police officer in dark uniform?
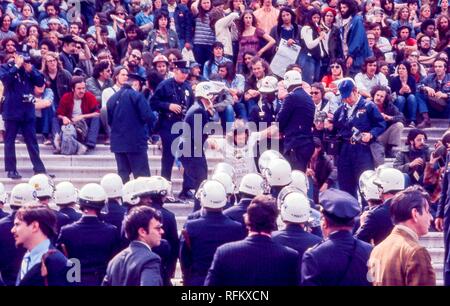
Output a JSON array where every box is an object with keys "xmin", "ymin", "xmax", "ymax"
[
  {"xmin": 150, "ymin": 60, "xmax": 194, "ymax": 199},
  {"xmin": 0, "ymin": 183, "xmax": 36, "ymax": 286},
  {"xmin": 100, "ymin": 173, "xmax": 127, "ymax": 232},
  {"xmin": 108, "ymin": 73, "xmax": 156, "ymax": 183},
  {"xmin": 180, "ymin": 180, "xmax": 245, "ymax": 286},
  {"xmin": 0, "ymin": 54, "xmax": 47, "ymax": 179},
  {"xmin": 301, "ymin": 188, "xmax": 373, "ymax": 286},
  {"xmin": 179, "ymin": 81, "xmax": 218, "ymax": 210},
  {"xmin": 326, "ymin": 78, "xmax": 386, "ymax": 197},
  {"xmin": 435, "ymin": 132, "xmax": 450, "ymax": 285},
  {"xmin": 277, "ymin": 70, "xmax": 315, "ymax": 172},
  {"xmin": 57, "ymin": 183, "xmax": 120, "ymax": 286}
]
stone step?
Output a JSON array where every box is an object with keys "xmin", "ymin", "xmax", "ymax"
[
  {"xmin": 427, "ymin": 248, "xmax": 445, "ymax": 264},
  {"xmin": 419, "ymin": 232, "xmax": 445, "ymax": 249}
]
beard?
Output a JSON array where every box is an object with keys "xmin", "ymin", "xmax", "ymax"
[
  {"xmin": 420, "ymin": 46, "xmax": 430, "ymax": 54},
  {"xmin": 340, "ymin": 11, "xmax": 352, "ymax": 19}
]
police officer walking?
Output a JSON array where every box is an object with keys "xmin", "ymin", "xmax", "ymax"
[
  {"xmin": 107, "ymin": 74, "xmax": 156, "ymax": 183},
  {"xmin": 180, "ymin": 180, "xmax": 245, "ymax": 286},
  {"xmin": 150, "ymin": 61, "xmax": 194, "ymax": 200},
  {"xmin": 276, "ymin": 70, "xmax": 315, "ymax": 172},
  {"xmin": 179, "ymin": 82, "xmax": 218, "ymax": 209},
  {"xmin": 301, "ymin": 189, "xmax": 372, "ymax": 286},
  {"xmin": 0, "ymin": 54, "xmax": 47, "ymax": 179},
  {"xmin": 326, "ymin": 78, "xmax": 386, "ymax": 197}
]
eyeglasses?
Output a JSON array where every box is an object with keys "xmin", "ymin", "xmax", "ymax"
[
  {"xmin": 330, "ymin": 65, "xmax": 341, "ymax": 69},
  {"xmin": 130, "ymin": 53, "xmax": 141, "ymax": 60},
  {"xmin": 311, "ymin": 91, "xmax": 320, "ymax": 95}
]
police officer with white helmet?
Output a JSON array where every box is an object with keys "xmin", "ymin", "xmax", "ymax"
[
  {"xmin": 29, "ymin": 173, "xmax": 71, "ymax": 232},
  {"xmin": 57, "ymin": 183, "xmax": 120, "ymax": 286},
  {"xmin": 224, "ymin": 172, "xmax": 265, "ymax": 228},
  {"xmin": 100, "ymin": 173, "xmax": 127, "ymax": 231},
  {"xmin": 272, "ymin": 187, "xmax": 321, "ymax": 259},
  {"xmin": 180, "ymin": 180, "xmax": 245, "ymax": 285},
  {"xmin": 0, "ymin": 183, "xmax": 37, "ymax": 285},
  {"xmin": 0, "ymin": 182, "xmax": 8, "ymax": 219},
  {"xmin": 54, "ymin": 181, "xmax": 81, "ymax": 224},
  {"xmin": 355, "ymin": 167, "xmax": 405, "ymax": 245},
  {"xmin": 263, "ymin": 158, "xmax": 293, "ymax": 198}
]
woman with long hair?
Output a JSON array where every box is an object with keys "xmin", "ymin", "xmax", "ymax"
[
  {"xmin": 269, "ymin": 7, "xmax": 300, "ymax": 49},
  {"xmin": 146, "ymin": 10, "xmax": 179, "ymax": 54},
  {"xmin": 299, "ymin": 8, "xmax": 328, "ymax": 84},
  {"xmin": 0, "ymin": 14, "xmax": 14, "ymax": 41},
  {"xmin": 389, "ymin": 61, "xmax": 417, "ymax": 126},
  {"xmin": 236, "ymin": 10, "xmax": 275, "ymax": 74},
  {"xmin": 391, "ymin": 6, "xmax": 415, "ymax": 39},
  {"xmin": 11, "ymin": 3, "xmax": 37, "ymax": 29},
  {"xmin": 192, "ymin": 0, "xmax": 216, "ymax": 68}
]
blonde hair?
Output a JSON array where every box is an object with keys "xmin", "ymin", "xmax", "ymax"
[{"xmin": 41, "ymin": 51, "xmax": 63, "ymax": 74}]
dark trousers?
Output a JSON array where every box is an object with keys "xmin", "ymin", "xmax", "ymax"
[
  {"xmin": 159, "ymin": 126, "xmax": 180, "ymax": 181},
  {"xmin": 181, "ymin": 156, "xmax": 207, "ymax": 211},
  {"xmin": 193, "ymin": 44, "xmax": 213, "ymax": 71},
  {"xmin": 337, "ymin": 143, "xmax": 374, "ymax": 198},
  {"xmin": 284, "ymin": 141, "xmax": 315, "ymax": 172},
  {"xmin": 114, "ymin": 151, "xmax": 150, "ymax": 183},
  {"xmin": 4, "ymin": 119, "xmax": 46, "ymax": 173}
]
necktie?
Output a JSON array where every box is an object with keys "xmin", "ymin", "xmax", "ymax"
[{"xmin": 20, "ymin": 254, "xmax": 31, "ymax": 280}]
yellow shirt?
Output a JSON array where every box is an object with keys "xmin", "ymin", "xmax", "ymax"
[{"xmin": 253, "ymin": 6, "xmax": 280, "ymax": 34}]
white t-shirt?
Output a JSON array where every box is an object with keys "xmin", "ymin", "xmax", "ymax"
[{"xmin": 73, "ymin": 98, "xmax": 82, "ymax": 116}]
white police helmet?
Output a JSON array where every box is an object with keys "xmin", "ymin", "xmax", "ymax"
[
  {"xmin": 362, "ymin": 175, "xmax": 382, "ymax": 201},
  {"xmin": 279, "ymin": 191, "xmax": 311, "ymax": 223},
  {"xmin": 265, "ymin": 158, "xmax": 292, "ymax": 187},
  {"xmin": 28, "ymin": 174, "xmax": 54, "ymax": 198},
  {"xmin": 79, "ymin": 183, "xmax": 107, "ymax": 208},
  {"xmin": 373, "ymin": 167, "xmax": 405, "ymax": 194},
  {"xmin": 100, "ymin": 173, "xmax": 124, "ymax": 198},
  {"xmin": 239, "ymin": 173, "xmax": 265, "ymax": 196},
  {"xmin": 258, "ymin": 76, "xmax": 278, "ymax": 93},
  {"xmin": 197, "ymin": 180, "xmax": 227, "ymax": 209},
  {"xmin": 122, "ymin": 179, "xmax": 140, "ymax": 206},
  {"xmin": 10, "ymin": 183, "xmax": 37, "ymax": 207},
  {"xmin": 0, "ymin": 182, "xmax": 7, "ymax": 204},
  {"xmin": 54, "ymin": 181, "xmax": 78, "ymax": 205},
  {"xmin": 284, "ymin": 70, "xmax": 302, "ymax": 88},
  {"xmin": 290, "ymin": 170, "xmax": 309, "ymax": 195},
  {"xmin": 147, "ymin": 176, "xmax": 171, "ymax": 197},
  {"xmin": 258, "ymin": 150, "xmax": 284, "ymax": 173},
  {"xmin": 212, "ymin": 172, "xmax": 235, "ymax": 195},
  {"xmin": 195, "ymin": 81, "xmax": 220, "ymax": 101},
  {"xmin": 213, "ymin": 162, "xmax": 235, "ymax": 181},
  {"xmin": 359, "ymin": 170, "xmax": 376, "ymax": 192}
]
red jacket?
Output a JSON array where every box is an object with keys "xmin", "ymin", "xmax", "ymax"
[{"xmin": 57, "ymin": 91, "xmax": 99, "ymax": 118}]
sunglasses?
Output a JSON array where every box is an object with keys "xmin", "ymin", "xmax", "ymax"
[
  {"xmin": 331, "ymin": 65, "xmax": 341, "ymax": 69},
  {"xmin": 131, "ymin": 54, "xmax": 141, "ymax": 60},
  {"xmin": 311, "ymin": 91, "xmax": 320, "ymax": 95}
]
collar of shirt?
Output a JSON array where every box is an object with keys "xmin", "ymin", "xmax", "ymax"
[
  {"xmin": 346, "ymin": 100, "xmax": 359, "ymax": 119},
  {"xmin": 134, "ymin": 240, "xmax": 152, "ymax": 252},
  {"xmin": 395, "ymin": 224, "xmax": 419, "ymax": 242},
  {"xmin": 27, "ymin": 239, "xmax": 51, "ymax": 272}
]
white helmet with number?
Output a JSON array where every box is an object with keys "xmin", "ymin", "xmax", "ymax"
[
  {"xmin": 212, "ymin": 172, "xmax": 235, "ymax": 195},
  {"xmin": 290, "ymin": 170, "xmax": 309, "ymax": 195},
  {"xmin": 265, "ymin": 158, "xmax": 292, "ymax": 187},
  {"xmin": 195, "ymin": 81, "xmax": 221, "ymax": 101},
  {"xmin": 29, "ymin": 174, "xmax": 54, "ymax": 198},
  {"xmin": 284, "ymin": 70, "xmax": 302, "ymax": 88},
  {"xmin": 213, "ymin": 162, "xmax": 235, "ymax": 181},
  {"xmin": 197, "ymin": 180, "xmax": 227, "ymax": 209},
  {"xmin": 54, "ymin": 181, "xmax": 78, "ymax": 205},
  {"xmin": 0, "ymin": 182, "xmax": 7, "ymax": 204},
  {"xmin": 279, "ymin": 190, "xmax": 311, "ymax": 223},
  {"xmin": 79, "ymin": 183, "xmax": 107, "ymax": 208},
  {"xmin": 239, "ymin": 173, "xmax": 264, "ymax": 196},
  {"xmin": 258, "ymin": 150, "xmax": 284, "ymax": 172},
  {"xmin": 100, "ymin": 173, "xmax": 124, "ymax": 198},
  {"xmin": 10, "ymin": 183, "xmax": 37, "ymax": 207},
  {"xmin": 373, "ymin": 167, "xmax": 405, "ymax": 193},
  {"xmin": 122, "ymin": 179, "xmax": 139, "ymax": 206},
  {"xmin": 147, "ymin": 176, "xmax": 171, "ymax": 197}
]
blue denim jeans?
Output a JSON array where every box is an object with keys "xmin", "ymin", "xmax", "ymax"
[
  {"xmin": 394, "ymin": 94, "xmax": 417, "ymax": 121},
  {"xmin": 298, "ymin": 53, "xmax": 321, "ymax": 85}
]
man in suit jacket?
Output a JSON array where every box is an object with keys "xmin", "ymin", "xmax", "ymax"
[
  {"xmin": 301, "ymin": 189, "xmax": 373, "ymax": 286},
  {"xmin": 368, "ymin": 186, "xmax": 436, "ymax": 286},
  {"xmin": 12, "ymin": 205, "xmax": 72, "ymax": 286},
  {"xmin": 102, "ymin": 206, "xmax": 163, "ymax": 286},
  {"xmin": 204, "ymin": 195, "xmax": 300, "ymax": 286}
]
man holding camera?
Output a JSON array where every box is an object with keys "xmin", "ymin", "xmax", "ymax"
[
  {"xmin": 325, "ymin": 78, "xmax": 386, "ymax": 197},
  {"xmin": 0, "ymin": 54, "xmax": 47, "ymax": 179}
]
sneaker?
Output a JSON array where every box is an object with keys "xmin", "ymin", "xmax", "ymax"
[
  {"xmin": 77, "ymin": 144, "xmax": 88, "ymax": 155},
  {"xmin": 178, "ymin": 190, "xmax": 194, "ymax": 201}
]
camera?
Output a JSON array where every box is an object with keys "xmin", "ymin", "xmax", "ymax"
[
  {"xmin": 351, "ymin": 127, "xmax": 363, "ymax": 144},
  {"xmin": 22, "ymin": 94, "xmax": 36, "ymax": 104}
]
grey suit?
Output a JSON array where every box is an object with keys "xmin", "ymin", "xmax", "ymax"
[{"xmin": 102, "ymin": 241, "xmax": 163, "ymax": 286}]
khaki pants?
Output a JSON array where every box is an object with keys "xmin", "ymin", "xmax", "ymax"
[{"xmin": 371, "ymin": 122, "xmax": 404, "ymax": 167}]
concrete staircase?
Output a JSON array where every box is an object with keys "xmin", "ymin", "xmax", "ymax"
[{"xmin": 0, "ymin": 119, "xmax": 448, "ymax": 285}]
